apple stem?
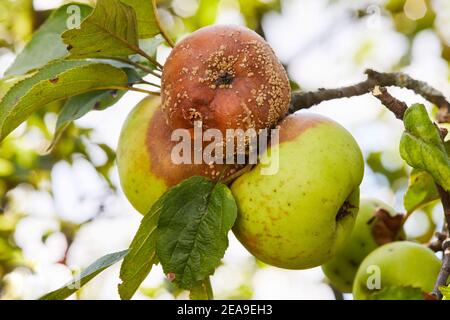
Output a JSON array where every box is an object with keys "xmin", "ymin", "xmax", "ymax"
[{"xmin": 220, "ymin": 164, "xmax": 254, "ymax": 185}]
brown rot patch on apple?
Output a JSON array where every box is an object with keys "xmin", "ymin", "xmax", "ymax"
[
  {"xmin": 335, "ymin": 200, "xmax": 356, "ymax": 222},
  {"xmin": 161, "ymin": 25, "xmax": 291, "ymax": 136},
  {"xmin": 145, "ymin": 106, "xmax": 241, "ymax": 186}
]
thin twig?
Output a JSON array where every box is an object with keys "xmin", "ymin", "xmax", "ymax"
[
  {"xmin": 372, "ymin": 86, "xmax": 408, "ymax": 120},
  {"xmin": 434, "ymin": 184, "xmax": 450, "ymax": 298},
  {"xmin": 437, "ymin": 185, "xmax": 450, "ymax": 229},
  {"xmin": 432, "ymin": 240, "xmax": 450, "ymax": 298},
  {"xmin": 428, "ymin": 232, "xmax": 448, "ymax": 252},
  {"xmin": 98, "ymin": 85, "xmax": 160, "ymax": 96},
  {"xmin": 430, "ymin": 147, "xmax": 450, "ymax": 298},
  {"xmin": 152, "ymin": 0, "xmax": 175, "ymax": 48},
  {"xmin": 289, "ymin": 69, "xmax": 450, "ymax": 122},
  {"xmin": 134, "ymin": 46, "xmax": 164, "ymax": 70},
  {"xmin": 136, "ymin": 79, "xmax": 161, "ymax": 89},
  {"xmin": 222, "ymin": 164, "xmax": 254, "ymax": 185},
  {"xmin": 127, "ymin": 86, "xmax": 161, "ymax": 96},
  {"xmin": 112, "ymin": 57, "xmax": 162, "ymax": 78}
]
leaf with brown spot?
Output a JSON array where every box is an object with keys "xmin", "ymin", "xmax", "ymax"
[{"xmin": 62, "ymin": 0, "xmax": 140, "ymax": 59}]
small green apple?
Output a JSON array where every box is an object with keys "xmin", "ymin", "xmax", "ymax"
[
  {"xmin": 353, "ymin": 241, "xmax": 441, "ymax": 300},
  {"xmin": 322, "ymin": 198, "xmax": 404, "ymax": 292},
  {"xmin": 231, "ymin": 113, "xmax": 364, "ymax": 269}
]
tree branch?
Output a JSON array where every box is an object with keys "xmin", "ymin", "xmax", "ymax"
[
  {"xmin": 428, "ymin": 232, "xmax": 448, "ymax": 253},
  {"xmin": 372, "ymin": 86, "xmax": 407, "ymax": 120},
  {"xmin": 432, "ymin": 239, "xmax": 450, "ymax": 298},
  {"xmin": 289, "ymin": 69, "xmax": 450, "ymax": 122},
  {"xmin": 437, "ymin": 185, "xmax": 450, "ymax": 229},
  {"xmin": 431, "ymin": 184, "xmax": 450, "ymax": 298}
]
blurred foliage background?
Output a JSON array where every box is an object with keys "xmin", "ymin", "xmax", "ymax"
[{"xmin": 0, "ymin": 0, "xmax": 449, "ymax": 299}]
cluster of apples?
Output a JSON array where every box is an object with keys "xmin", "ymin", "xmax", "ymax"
[
  {"xmin": 323, "ymin": 199, "xmax": 441, "ymax": 298},
  {"xmin": 116, "ymin": 25, "xmax": 442, "ymax": 299}
]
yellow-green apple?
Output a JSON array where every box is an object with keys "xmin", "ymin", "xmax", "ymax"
[
  {"xmin": 116, "ymin": 96, "xmax": 240, "ymax": 214},
  {"xmin": 353, "ymin": 241, "xmax": 441, "ymax": 300},
  {"xmin": 231, "ymin": 113, "xmax": 364, "ymax": 269},
  {"xmin": 322, "ymin": 198, "xmax": 405, "ymax": 292}
]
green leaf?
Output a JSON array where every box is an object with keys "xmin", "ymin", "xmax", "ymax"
[
  {"xmin": 189, "ymin": 278, "xmax": 213, "ymax": 300},
  {"xmin": 39, "ymin": 250, "xmax": 128, "ymax": 300},
  {"xmin": 440, "ymin": 285, "xmax": 450, "ymax": 300},
  {"xmin": 62, "ymin": 0, "xmax": 139, "ymax": 59},
  {"xmin": 0, "ymin": 60, "xmax": 128, "ymax": 142},
  {"xmin": 118, "ymin": 198, "xmax": 162, "ymax": 300},
  {"xmin": 404, "ymin": 169, "xmax": 439, "ymax": 214},
  {"xmin": 48, "ymin": 67, "xmax": 141, "ymax": 150},
  {"xmin": 399, "ymin": 104, "xmax": 450, "ymax": 192},
  {"xmin": 0, "ymin": 76, "xmax": 28, "ymax": 101},
  {"xmin": 5, "ymin": 3, "xmax": 93, "ymax": 76},
  {"xmin": 370, "ymin": 286, "xmax": 425, "ymax": 300},
  {"xmin": 120, "ymin": 0, "xmax": 159, "ymax": 38},
  {"xmin": 193, "ymin": 0, "xmax": 220, "ymax": 27},
  {"xmin": 238, "ymin": 0, "xmax": 281, "ymax": 30},
  {"xmin": 156, "ymin": 176, "xmax": 237, "ymax": 289}
]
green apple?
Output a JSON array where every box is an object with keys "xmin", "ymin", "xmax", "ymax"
[
  {"xmin": 322, "ymin": 198, "xmax": 404, "ymax": 292},
  {"xmin": 353, "ymin": 241, "xmax": 441, "ymax": 300},
  {"xmin": 231, "ymin": 113, "xmax": 364, "ymax": 269},
  {"xmin": 116, "ymin": 96, "xmax": 238, "ymax": 214}
]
